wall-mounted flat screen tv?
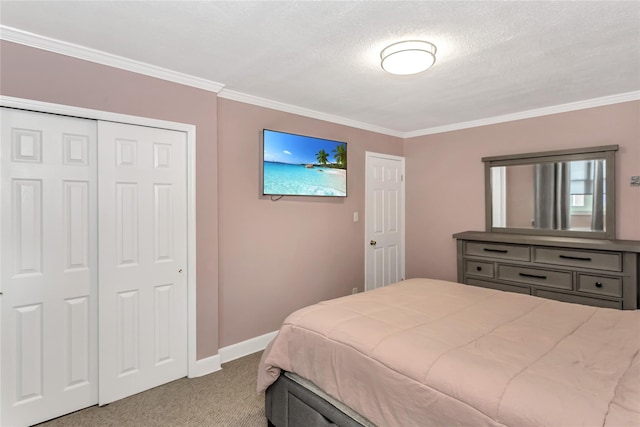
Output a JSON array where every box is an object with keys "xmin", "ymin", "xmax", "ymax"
[{"xmin": 262, "ymin": 129, "xmax": 347, "ymax": 197}]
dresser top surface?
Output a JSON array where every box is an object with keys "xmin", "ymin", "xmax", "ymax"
[{"xmin": 454, "ymin": 231, "xmax": 640, "ymax": 253}]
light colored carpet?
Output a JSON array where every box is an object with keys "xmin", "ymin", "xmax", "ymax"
[{"xmin": 37, "ymin": 351, "xmax": 266, "ymax": 427}]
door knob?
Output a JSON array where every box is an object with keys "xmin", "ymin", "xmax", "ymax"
[
  {"xmin": 178, "ymin": 269, "xmax": 183, "ymax": 273},
  {"xmin": 370, "ymin": 240, "xmax": 377, "ymax": 246}
]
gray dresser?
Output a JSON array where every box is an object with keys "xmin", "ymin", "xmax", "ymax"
[{"xmin": 454, "ymin": 231, "xmax": 640, "ymax": 309}]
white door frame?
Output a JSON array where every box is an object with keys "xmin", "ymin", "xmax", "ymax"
[
  {"xmin": 0, "ymin": 96, "xmax": 199, "ymax": 382},
  {"xmin": 491, "ymin": 166, "xmax": 507, "ymax": 228},
  {"xmin": 364, "ymin": 151, "xmax": 405, "ymax": 290}
]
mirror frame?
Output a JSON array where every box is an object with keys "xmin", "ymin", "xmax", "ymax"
[{"xmin": 482, "ymin": 145, "xmax": 618, "ymax": 239}]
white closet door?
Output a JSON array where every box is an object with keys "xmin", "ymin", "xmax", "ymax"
[
  {"xmin": 0, "ymin": 108, "xmax": 98, "ymax": 427},
  {"xmin": 97, "ymin": 121, "xmax": 188, "ymax": 404}
]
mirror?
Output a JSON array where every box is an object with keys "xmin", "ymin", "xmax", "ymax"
[{"xmin": 483, "ymin": 145, "xmax": 618, "ymax": 239}]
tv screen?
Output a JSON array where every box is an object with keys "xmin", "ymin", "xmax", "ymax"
[{"xmin": 262, "ymin": 129, "xmax": 347, "ymax": 197}]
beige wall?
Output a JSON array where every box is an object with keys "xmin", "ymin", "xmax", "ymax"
[
  {"xmin": 404, "ymin": 101, "xmax": 640, "ymax": 282},
  {"xmin": 0, "ymin": 41, "xmax": 220, "ymax": 359},
  {"xmin": 217, "ymin": 98, "xmax": 402, "ymax": 347}
]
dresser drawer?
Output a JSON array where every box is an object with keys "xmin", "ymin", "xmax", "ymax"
[
  {"xmin": 577, "ymin": 274, "xmax": 622, "ymax": 298},
  {"xmin": 467, "ymin": 278, "xmax": 530, "ymax": 295},
  {"xmin": 533, "ymin": 289, "xmax": 622, "ymax": 309},
  {"xmin": 533, "ymin": 247, "xmax": 622, "ymax": 272},
  {"xmin": 464, "ymin": 260, "xmax": 494, "ymax": 278},
  {"xmin": 464, "ymin": 242, "xmax": 530, "ymax": 261},
  {"xmin": 497, "ymin": 265, "xmax": 572, "ymax": 290}
]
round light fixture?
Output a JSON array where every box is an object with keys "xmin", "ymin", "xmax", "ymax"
[{"xmin": 380, "ymin": 40, "xmax": 437, "ymax": 75}]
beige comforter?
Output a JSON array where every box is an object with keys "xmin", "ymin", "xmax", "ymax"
[{"xmin": 258, "ymin": 278, "xmax": 640, "ymax": 427}]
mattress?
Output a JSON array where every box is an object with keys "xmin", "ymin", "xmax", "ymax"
[{"xmin": 258, "ymin": 278, "xmax": 640, "ymax": 427}]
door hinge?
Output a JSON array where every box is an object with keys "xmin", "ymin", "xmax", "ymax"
[{"xmin": 401, "ymin": 174, "xmax": 404, "ymax": 182}]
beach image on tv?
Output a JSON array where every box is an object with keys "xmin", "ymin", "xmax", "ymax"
[{"xmin": 263, "ymin": 130, "xmax": 347, "ymax": 196}]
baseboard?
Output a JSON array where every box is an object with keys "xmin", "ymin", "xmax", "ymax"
[
  {"xmin": 188, "ymin": 330, "xmax": 278, "ymax": 377},
  {"xmin": 190, "ymin": 354, "xmax": 222, "ymax": 378},
  {"xmin": 219, "ymin": 330, "xmax": 279, "ymax": 364}
]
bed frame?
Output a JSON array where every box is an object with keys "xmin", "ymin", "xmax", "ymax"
[{"xmin": 265, "ymin": 373, "xmax": 368, "ymax": 427}]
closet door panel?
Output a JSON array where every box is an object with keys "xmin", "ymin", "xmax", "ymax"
[
  {"xmin": 1, "ymin": 108, "xmax": 98, "ymax": 427},
  {"xmin": 98, "ymin": 121, "xmax": 188, "ymax": 405}
]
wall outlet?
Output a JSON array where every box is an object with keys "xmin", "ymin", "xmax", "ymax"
[
  {"xmin": 631, "ymin": 176, "xmax": 640, "ymax": 186},
  {"xmin": 352, "ymin": 287, "xmax": 358, "ymax": 294}
]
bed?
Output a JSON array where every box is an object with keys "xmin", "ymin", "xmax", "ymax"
[{"xmin": 257, "ymin": 278, "xmax": 640, "ymax": 427}]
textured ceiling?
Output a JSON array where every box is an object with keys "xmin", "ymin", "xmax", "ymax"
[{"xmin": 1, "ymin": 1, "xmax": 639, "ymax": 134}]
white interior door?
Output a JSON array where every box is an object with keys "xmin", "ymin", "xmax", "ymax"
[
  {"xmin": 1, "ymin": 108, "xmax": 98, "ymax": 426},
  {"xmin": 97, "ymin": 121, "xmax": 188, "ymax": 404},
  {"xmin": 365, "ymin": 152, "xmax": 405, "ymax": 291}
]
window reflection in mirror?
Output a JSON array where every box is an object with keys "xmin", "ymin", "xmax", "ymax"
[{"xmin": 491, "ymin": 160, "xmax": 606, "ymax": 232}]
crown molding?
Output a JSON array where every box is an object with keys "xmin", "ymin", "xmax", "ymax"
[
  {"xmin": 218, "ymin": 89, "xmax": 404, "ymax": 138},
  {"xmin": 405, "ymin": 91, "xmax": 640, "ymax": 138},
  {"xmin": 0, "ymin": 25, "xmax": 224, "ymax": 93}
]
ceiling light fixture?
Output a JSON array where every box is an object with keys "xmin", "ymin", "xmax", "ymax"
[{"xmin": 380, "ymin": 40, "xmax": 437, "ymax": 75}]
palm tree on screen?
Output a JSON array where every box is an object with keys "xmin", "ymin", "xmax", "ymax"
[
  {"xmin": 333, "ymin": 144, "xmax": 347, "ymax": 168},
  {"xmin": 316, "ymin": 149, "xmax": 329, "ymax": 165}
]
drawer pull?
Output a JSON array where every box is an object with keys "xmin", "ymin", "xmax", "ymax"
[
  {"xmin": 559, "ymin": 254, "xmax": 592, "ymax": 262},
  {"xmin": 595, "ymin": 282, "xmax": 603, "ymax": 288},
  {"xmin": 476, "ymin": 266, "xmax": 482, "ymax": 271},
  {"xmin": 483, "ymin": 248, "xmax": 508, "ymax": 254},
  {"xmin": 519, "ymin": 272, "xmax": 547, "ymax": 280}
]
